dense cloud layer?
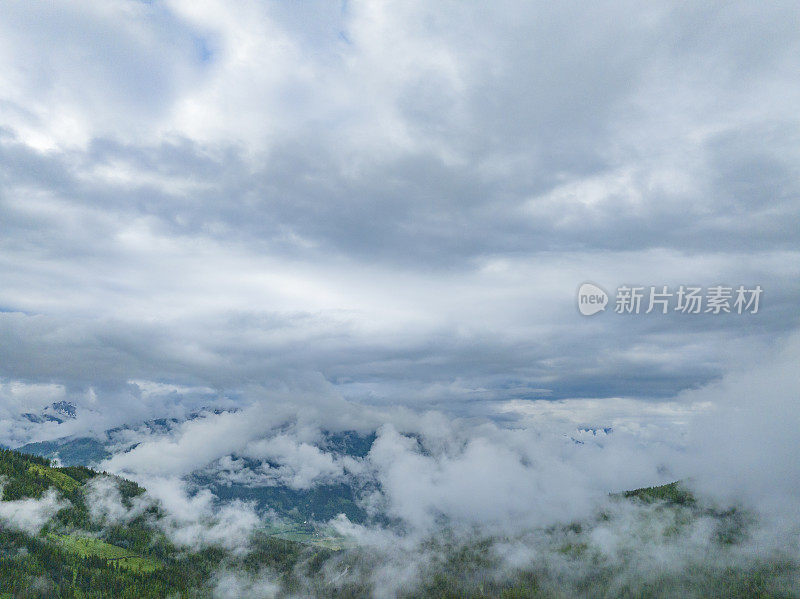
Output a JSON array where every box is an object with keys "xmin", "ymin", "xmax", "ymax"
[{"xmin": 1, "ymin": 1, "xmax": 798, "ymax": 416}]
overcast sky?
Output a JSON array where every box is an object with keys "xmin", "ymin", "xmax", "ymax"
[{"xmin": 1, "ymin": 1, "xmax": 799, "ymax": 430}]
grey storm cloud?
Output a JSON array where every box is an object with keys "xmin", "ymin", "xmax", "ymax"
[{"xmin": 0, "ymin": 0, "xmax": 799, "ymax": 426}]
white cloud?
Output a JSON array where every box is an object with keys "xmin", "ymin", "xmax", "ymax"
[
  {"xmin": 0, "ymin": 0, "xmax": 200, "ymax": 149},
  {"xmin": 84, "ymin": 476, "xmax": 150, "ymax": 526},
  {"xmin": 211, "ymin": 569, "xmax": 280, "ymax": 599},
  {"xmin": 678, "ymin": 331, "xmax": 800, "ymax": 522},
  {"xmin": 0, "ymin": 487, "xmax": 68, "ymax": 535},
  {"xmin": 101, "ymin": 407, "xmax": 276, "ymax": 477}
]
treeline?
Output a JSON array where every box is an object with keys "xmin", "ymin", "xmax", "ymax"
[{"xmin": 0, "ymin": 526, "xmax": 193, "ymax": 599}]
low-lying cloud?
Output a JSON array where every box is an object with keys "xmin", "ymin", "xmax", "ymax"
[{"xmin": 0, "ymin": 486, "xmax": 68, "ymax": 535}]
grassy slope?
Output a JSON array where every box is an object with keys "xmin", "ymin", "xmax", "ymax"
[
  {"xmin": 47, "ymin": 533, "xmax": 161, "ymax": 573},
  {"xmin": 26, "ymin": 463, "xmax": 82, "ymax": 494}
]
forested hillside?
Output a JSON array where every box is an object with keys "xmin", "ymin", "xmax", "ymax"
[
  {"xmin": 0, "ymin": 448, "xmax": 797, "ymax": 598},
  {"xmin": 0, "ymin": 448, "xmax": 326, "ymax": 598}
]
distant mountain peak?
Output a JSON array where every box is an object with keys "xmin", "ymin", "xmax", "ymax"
[
  {"xmin": 49, "ymin": 401, "xmax": 77, "ymax": 419},
  {"xmin": 22, "ymin": 401, "xmax": 78, "ymax": 424}
]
